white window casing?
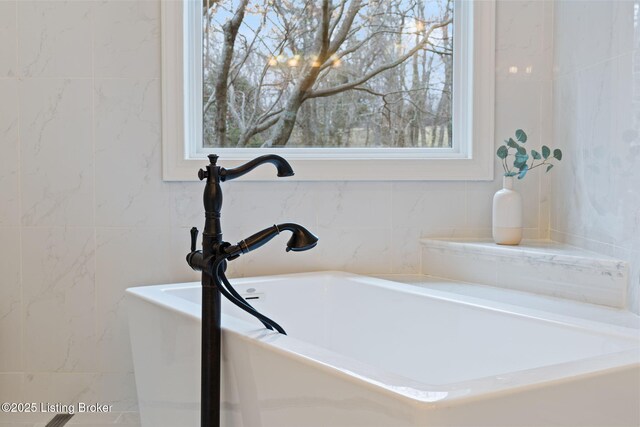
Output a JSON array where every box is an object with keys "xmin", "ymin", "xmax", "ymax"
[{"xmin": 161, "ymin": 0, "xmax": 496, "ymax": 181}]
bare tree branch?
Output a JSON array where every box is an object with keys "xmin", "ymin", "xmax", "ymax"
[
  {"xmin": 328, "ymin": 0, "xmax": 362, "ymax": 55},
  {"xmin": 305, "ymin": 18, "xmax": 452, "ymax": 100}
]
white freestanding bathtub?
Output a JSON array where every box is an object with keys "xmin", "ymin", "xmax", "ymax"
[{"xmin": 127, "ymin": 272, "xmax": 640, "ymax": 427}]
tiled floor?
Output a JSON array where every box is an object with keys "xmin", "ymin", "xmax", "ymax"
[{"xmin": 0, "ymin": 412, "xmax": 140, "ymax": 427}]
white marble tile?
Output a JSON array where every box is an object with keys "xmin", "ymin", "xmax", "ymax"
[
  {"xmin": 494, "ymin": 78, "xmax": 542, "ymax": 145},
  {"xmin": 169, "ymin": 182, "xmax": 206, "ymax": 229},
  {"xmin": 0, "ymin": 374, "xmax": 23, "ymax": 407},
  {"xmin": 22, "ymin": 227, "xmax": 96, "ymax": 372},
  {"xmin": 606, "ymin": 52, "xmax": 639, "ymax": 251},
  {"xmin": 573, "ymin": 59, "xmax": 621, "ymax": 245},
  {"xmin": 552, "ymin": 2, "xmax": 640, "ymax": 313},
  {"xmin": 537, "ymin": 79, "xmax": 553, "ymax": 239},
  {"xmin": 465, "ymin": 180, "xmax": 499, "ymax": 231},
  {"xmin": 220, "ymin": 181, "xmax": 319, "ymax": 235},
  {"xmin": 64, "ymin": 412, "xmax": 120, "ymax": 424},
  {"xmin": 93, "ymin": 0, "xmax": 160, "ymax": 78},
  {"xmin": 20, "ymin": 79, "xmax": 93, "ymax": 226},
  {"xmin": 391, "ymin": 181, "xmax": 466, "ymax": 230},
  {"xmin": 85, "ymin": 373, "xmax": 138, "ymax": 412},
  {"xmin": 550, "ymin": 76, "xmax": 576, "ymax": 236},
  {"xmin": 495, "ymin": 0, "xmax": 547, "ymax": 82},
  {"xmin": 554, "ymin": 54, "xmax": 635, "ymax": 248},
  {"xmin": 94, "ymin": 78, "xmax": 170, "ymax": 227},
  {"xmin": 0, "ymin": 1, "xmax": 16, "ymax": 77},
  {"xmin": 17, "ymin": 1, "xmax": 92, "ymax": 78},
  {"xmin": 630, "ymin": 251, "xmax": 640, "ymax": 314},
  {"xmin": 422, "ymin": 246, "xmax": 498, "ymax": 285},
  {"xmin": 0, "ymin": 228, "xmax": 21, "ymax": 372},
  {"xmin": 390, "ymin": 227, "xmax": 421, "ymax": 274},
  {"xmin": 95, "ymin": 227, "xmax": 176, "ymax": 373},
  {"xmin": 554, "ymin": 0, "xmax": 635, "ymax": 77},
  {"xmin": 307, "ymin": 225, "xmax": 392, "ymax": 274},
  {"xmin": 0, "ymin": 79, "xmax": 20, "ymax": 226},
  {"xmin": 115, "ymin": 412, "xmax": 141, "ymax": 425},
  {"xmin": 22, "ymin": 372, "xmax": 95, "ymax": 407},
  {"xmin": 316, "ymin": 182, "xmax": 391, "ymax": 229}
]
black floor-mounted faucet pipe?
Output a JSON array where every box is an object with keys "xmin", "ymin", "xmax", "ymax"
[{"xmin": 185, "ymin": 154, "xmax": 318, "ymax": 427}]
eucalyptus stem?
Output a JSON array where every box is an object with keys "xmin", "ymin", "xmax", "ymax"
[
  {"xmin": 495, "ymin": 129, "xmax": 562, "ymax": 179},
  {"xmin": 528, "ymin": 159, "xmax": 548, "ymax": 171}
]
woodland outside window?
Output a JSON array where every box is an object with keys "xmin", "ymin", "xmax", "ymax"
[{"xmin": 161, "ymin": 0, "xmax": 495, "ymax": 181}]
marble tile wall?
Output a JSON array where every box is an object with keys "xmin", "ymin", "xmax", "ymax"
[
  {"xmin": 551, "ymin": 0, "xmax": 640, "ymax": 314},
  {"xmin": 0, "ymin": 0, "xmax": 553, "ymax": 410}
]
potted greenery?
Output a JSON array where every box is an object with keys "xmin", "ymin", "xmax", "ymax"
[{"xmin": 493, "ymin": 129, "xmax": 562, "ymax": 245}]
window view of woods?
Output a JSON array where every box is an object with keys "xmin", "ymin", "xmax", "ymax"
[{"xmin": 202, "ymin": 0, "xmax": 453, "ymax": 149}]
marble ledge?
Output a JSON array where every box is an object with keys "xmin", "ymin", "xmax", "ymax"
[
  {"xmin": 419, "ymin": 238, "xmax": 630, "ymax": 309},
  {"xmin": 420, "ymin": 238, "xmax": 628, "ymax": 274}
]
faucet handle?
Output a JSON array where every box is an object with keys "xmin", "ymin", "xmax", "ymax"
[{"xmin": 190, "ymin": 227, "xmax": 199, "ymax": 252}]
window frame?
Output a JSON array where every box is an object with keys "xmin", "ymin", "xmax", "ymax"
[{"xmin": 161, "ymin": 0, "xmax": 495, "ymax": 181}]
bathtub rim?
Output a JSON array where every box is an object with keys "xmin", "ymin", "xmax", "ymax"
[{"xmin": 125, "ymin": 271, "xmax": 640, "ymax": 407}]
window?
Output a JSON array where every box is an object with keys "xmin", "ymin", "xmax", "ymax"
[{"xmin": 162, "ymin": 0, "xmax": 495, "ymax": 181}]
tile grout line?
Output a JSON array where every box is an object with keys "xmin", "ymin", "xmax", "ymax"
[
  {"xmin": 15, "ymin": 0, "xmax": 25, "ymax": 390},
  {"xmin": 90, "ymin": 2, "xmax": 99, "ymax": 378}
]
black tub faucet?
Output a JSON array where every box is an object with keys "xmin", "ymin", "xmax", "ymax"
[{"xmin": 185, "ymin": 154, "xmax": 318, "ymax": 427}]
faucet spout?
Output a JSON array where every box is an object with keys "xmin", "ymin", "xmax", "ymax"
[{"xmin": 220, "ymin": 154, "xmax": 294, "ymax": 182}]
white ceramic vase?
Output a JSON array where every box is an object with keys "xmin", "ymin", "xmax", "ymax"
[{"xmin": 492, "ymin": 176, "xmax": 523, "ymax": 245}]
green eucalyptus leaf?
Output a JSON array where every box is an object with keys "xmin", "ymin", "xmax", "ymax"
[
  {"xmin": 496, "ymin": 145, "xmax": 508, "ymax": 159},
  {"xmin": 513, "ymin": 151, "xmax": 529, "ymax": 168},
  {"xmin": 516, "ymin": 146, "xmax": 526, "ymax": 155},
  {"xmin": 507, "ymin": 138, "xmax": 519, "ymax": 149},
  {"xmin": 504, "ymin": 171, "xmax": 518, "ymax": 177},
  {"xmin": 531, "ymin": 149, "xmax": 541, "ymax": 160},
  {"xmin": 553, "ymin": 149, "xmax": 563, "ymax": 160},
  {"xmin": 546, "ymin": 164, "xmax": 554, "ymax": 172},
  {"xmin": 515, "ymin": 129, "xmax": 527, "ymax": 143},
  {"xmin": 518, "ymin": 165, "xmax": 529, "ymax": 179},
  {"xmin": 542, "ymin": 145, "xmax": 550, "ymax": 159}
]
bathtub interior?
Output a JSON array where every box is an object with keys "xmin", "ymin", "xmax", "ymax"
[{"xmin": 161, "ymin": 273, "xmax": 639, "ymax": 387}]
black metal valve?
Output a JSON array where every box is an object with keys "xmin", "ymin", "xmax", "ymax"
[{"xmin": 190, "ymin": 227, "xmax": 199, "ymax": 252}]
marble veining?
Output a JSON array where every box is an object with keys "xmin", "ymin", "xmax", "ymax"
[
  {"xmin": 17, "ymin": 1, "xmax": 92, "ymax": 78},
  {"xmin": 0, "ymin": 80, "xmax": 20, "ymax": 226},
  {"xmin": 0, "ymin": 1, "xmax": 17, "ymax": 78},
  {"xmin": 421, "ymin": 238, "xmax": 630, "ymax": 308},
  {"xmin": 93, "ymin": 0, "xmax": 161, "ymax": 79},
  {"xmin": 22, "ymin": 227, "xmax": 96, "ymax": 373},
  {"xmin": 94, "ymin": 78, "xmax": 170, "ymax": 228},
  {"xmin": 20, "ymin": 79, "xmax": 93, "ymax": 227},
  {"xmin": 422, "ymin": 238, "xmax": 629, "ymax": 273},
  {"xmin": 552, "ymin": 0, "xmax": 640, "ymax": 313}
]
